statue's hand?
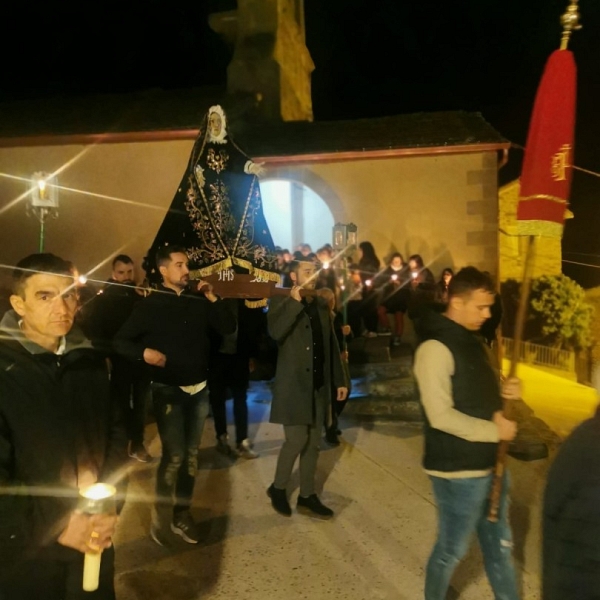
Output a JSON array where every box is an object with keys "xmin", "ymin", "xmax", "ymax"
[{"xmin": 244, "ymin": 160, "xmax": 266, "ymax": 177}]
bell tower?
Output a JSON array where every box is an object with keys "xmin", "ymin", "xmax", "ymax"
[{"xmin": 209, "ymin": 0, "xmax": 314, "ymax": 121}]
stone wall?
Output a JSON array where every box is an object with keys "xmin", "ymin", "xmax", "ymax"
[
  {"xmin": 269, "ymin": 150, "xmax": 500, "ymax": 278},
  {"xmin": 212, "ymin": 0, "xmax": 314, "ymax": 121}
]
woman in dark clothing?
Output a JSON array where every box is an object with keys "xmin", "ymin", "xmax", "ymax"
[
  {"xmin": 358, "ymin": 241, "xmax": 381, "ymax": 337},
  {"xmin": 543, "ymin": 405, "xmax": 600, "ymax": 600},
  {"xmin": 318, "ymin": 288, "xmax": 352, "ymax": 446},
  {"xmin": 407, "ymin": 254, "xmax": 436, "ymax": 343},
  {"xmin": 376, "ymin": 253, "xmax": 410, "ymax": 346},
  {"xmin": 408, "ymin": 254, "xmax": 435, "ymax": 287},
  {"xmin": 435, "ymin": 267, "xmax": 454, "ymax": 305}
]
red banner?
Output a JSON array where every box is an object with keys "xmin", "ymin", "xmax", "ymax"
[{"xmin": 516, "ymin": 49, "xmax": 577, "ymax": 237}]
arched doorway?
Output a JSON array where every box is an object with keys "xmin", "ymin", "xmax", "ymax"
[{"xmin": 259, "ymin": 179, "xmax": 335, "ymax": 252}]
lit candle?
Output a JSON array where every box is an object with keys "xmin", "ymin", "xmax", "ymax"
[
  {"xmin": 79, "ymin": 483, "xmax": 117, "ymax": 592},
  {"xmin": 391, "ymin": 274, "xmax": 398, "ymax": 281}
]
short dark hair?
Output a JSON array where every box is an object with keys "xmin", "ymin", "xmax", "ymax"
[
  {"xmin": 12, "ymin": 253, "xmax": 75, "ymax": 297},
  {"xmin": 112, "ymin": 254, "xmax": 133, "ymax": 268},
  {"xmin": 448, "ymin": 267, "xmax": 495, "ymax": 299},
  {"xmin": 288, "ymin": 256, "xmax": 318, "ymax": 275},
  {"xmin": 155, "ymin": 245, "xmax": 188, "ymax": 269}
]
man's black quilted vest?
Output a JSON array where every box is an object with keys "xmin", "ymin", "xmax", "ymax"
[{"xmin": 422, "ymin": 313, "xmax": 502, "ymax": 472}]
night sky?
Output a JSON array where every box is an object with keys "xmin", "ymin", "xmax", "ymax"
[{"xmin": 2, "ymin": 0, "xmax": 599, "ymax": 286}]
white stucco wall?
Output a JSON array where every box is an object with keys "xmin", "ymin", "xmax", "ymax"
[{"xmin": 0, "ymin": 141, "xmax": 498, "ymax": 288}]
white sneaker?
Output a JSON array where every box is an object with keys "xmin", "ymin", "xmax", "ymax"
[{"xmin": 237, "ymin": 438, "xmax": 258, "ymax": 459}]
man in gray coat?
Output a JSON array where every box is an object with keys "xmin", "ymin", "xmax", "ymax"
[{"xmin": 267, "ymin": 258, "xmax": 348, "ymax": 519}]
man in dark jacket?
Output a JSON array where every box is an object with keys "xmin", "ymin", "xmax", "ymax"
[
  {"xmin": 115, "ymin": 245, "xmax": 235, "ymax": 546},
  {"xmin": 267, "ymin": 259, "xmax": 348, "ymax": 519},
  {"xmin": 83, "ymin": 254, "xmax": 151, "ymax": 462},
  {"xmin": 543, "ymin": 404, "xmax": 600, "ymax": 600},
  {"xmin": 209, "ymin": 300, "xmax": 266, "ymax": 459},
  {"xmin": 0, "ymin": 253, "xmax": 127, "ymax": 600},
  {"xmin": 413, "ymin": 267, "xmax": 520, "ymax": 600}
]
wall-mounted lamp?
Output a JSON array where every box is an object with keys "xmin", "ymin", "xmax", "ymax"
[{"xmin": 28, "ymin": 172, "xmax": 59, "ymax": 252}]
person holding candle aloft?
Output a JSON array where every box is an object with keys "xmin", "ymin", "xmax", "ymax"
[
  {"xmin": 0, "ymin": 253, "xmax": 128, "ymax": 599},
  {"xmin": 375, "ymin": 252, "xmax": 410, "ymax": 346}
]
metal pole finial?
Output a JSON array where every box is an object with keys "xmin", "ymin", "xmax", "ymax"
[{"xmin": 560, "ymin": 0, "xmax": 582, "ymax": 49}]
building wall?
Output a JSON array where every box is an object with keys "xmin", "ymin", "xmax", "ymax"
[
  {"xmin": 0, "ymin": 140, "xmax": 499, "ymax": 287},
  {"xmin": 269, "ymin": 151, "xmax": 499, "ymax": 278},
  {"xmin": 0, "ymin": 140, "xmax": 194, "ymax": 287},
  {"xmin": 498, "ymin": 179, "xmax": 562, "ymax": 281}
]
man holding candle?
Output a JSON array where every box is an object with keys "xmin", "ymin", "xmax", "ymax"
[{"xmin": 0, "ymin": 253, "xmax": 127, "ymax": 599}]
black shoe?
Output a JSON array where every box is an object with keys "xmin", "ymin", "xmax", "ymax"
[
  {"xmin": 267, "ymin": 484, "xmax": 292, "ymax": 517},
  {"xmin": 171, "ymin": 511, "xmax": 200, "ymax": 544},
  {"xmin": 325, "ymin": 428, "xmax": 340, "ymax": 446},
  {"xmin": 297, "ymin": 494, "xmax": 334, "ymax": 519}
]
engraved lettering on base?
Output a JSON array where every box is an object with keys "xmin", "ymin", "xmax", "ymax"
[{"xmin": 218, "ymin": 269, "xmax": 235, "ymax": 281}]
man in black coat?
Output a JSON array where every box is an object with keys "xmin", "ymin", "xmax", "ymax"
[
  {"xmin": 543, "ymin": 404, "xmax": 600, "ymax": 600},
  {"xmin": 115, "ymin": 245, "xmax": 235, "ymax": 546},
  {"xmin": 267, "ymin": 259, "xmax": 348, "ymax": 519},
  {"xmin": 0, "ymin": 253, "xmax": 127, "ymax": 600},
  {"xmin": 83, "ymin": 254, "xmax": 151, "ymax": 462}
]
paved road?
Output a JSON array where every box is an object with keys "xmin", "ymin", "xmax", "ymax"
[{"xmin": 113, "ymin": 381, "xmax": 547, "ymax": 600}]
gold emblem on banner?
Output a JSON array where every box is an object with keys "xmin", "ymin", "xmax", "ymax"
[{"xmin": 551, "ymin": 144, "xmax": 571, "ymax": 181}]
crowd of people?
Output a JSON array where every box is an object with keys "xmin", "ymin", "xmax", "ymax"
[
  {"xmin": 274, "ymin": 240, "xmax": 454, "ymax": 348},
  {"xmin": 0, "ymin": 247, "xmax": 597, "ymax": 600}
]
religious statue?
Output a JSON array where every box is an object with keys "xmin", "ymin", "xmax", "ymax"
[{"xmin": 144, "ymin": 105, "xmax": 279, "ymax": 293}]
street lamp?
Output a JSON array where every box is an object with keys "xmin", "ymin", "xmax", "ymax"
[
  {"xmin": 332, "ymin": 222, "xmax": 358, "ymax": 335},
  {"xmin": 28, "ymin": 172, "xmax": 59, "ymax": 252},
  {"xmin": 332, "ymin": 222, "xmax": 357, "ymax": 253}
]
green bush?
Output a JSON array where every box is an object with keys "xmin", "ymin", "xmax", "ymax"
[{"xmin": 529, "ymin": 274, "xmax": 594, "ymax": 350}]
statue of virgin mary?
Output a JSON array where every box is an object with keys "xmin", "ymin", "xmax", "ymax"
[{"xmin": 144, "ymin": 105, "xmax": 279, "ymax": 288}]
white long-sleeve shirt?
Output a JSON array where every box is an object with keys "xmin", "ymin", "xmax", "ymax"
[{"xmin": 414, "ymin": 339, "xmax": 499, "ymax": 478}]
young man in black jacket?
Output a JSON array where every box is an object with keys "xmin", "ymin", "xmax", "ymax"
[
  {"xmin": 0, "ymin": 253, "xmax": 127, "ymax": 600},
  {"xmin": 83, "ymin": 254, "xmax": 151, "ymax": 462},
  {"xmin": 115, "ymin": 245, "xmax": 235, "ymax": 546}
]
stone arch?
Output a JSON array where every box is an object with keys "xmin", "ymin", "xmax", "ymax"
[{"xmin": 263, "ymin": 165, "xmax": 347, "ymax": 222}]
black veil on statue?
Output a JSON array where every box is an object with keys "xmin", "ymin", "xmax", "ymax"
[{"xmin": 143, "ymin": 105, "xmax": 279, "ymax": 302}]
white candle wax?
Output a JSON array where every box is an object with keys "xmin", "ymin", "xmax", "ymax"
[{"xmin": 83, "ymin": 551, "xmax": 102, "ymax": 592}]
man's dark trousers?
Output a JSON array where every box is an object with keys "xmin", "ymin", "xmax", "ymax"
[
  {"xmin": 151, "ymin": 383, "xmax": 209, "ymax": 522},
  {"xmin": 110, "ymin": 355, "xmax": 149, "ymax": 449}
]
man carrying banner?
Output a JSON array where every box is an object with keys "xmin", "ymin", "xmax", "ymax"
[{"xmin": 414, "ymin": 267, "xmax": 520, "ymax": 600}]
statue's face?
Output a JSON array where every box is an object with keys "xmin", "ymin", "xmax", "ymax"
[{"xmin": 208, "ymin": 112, "xmax": 222, "ymax": 138}]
